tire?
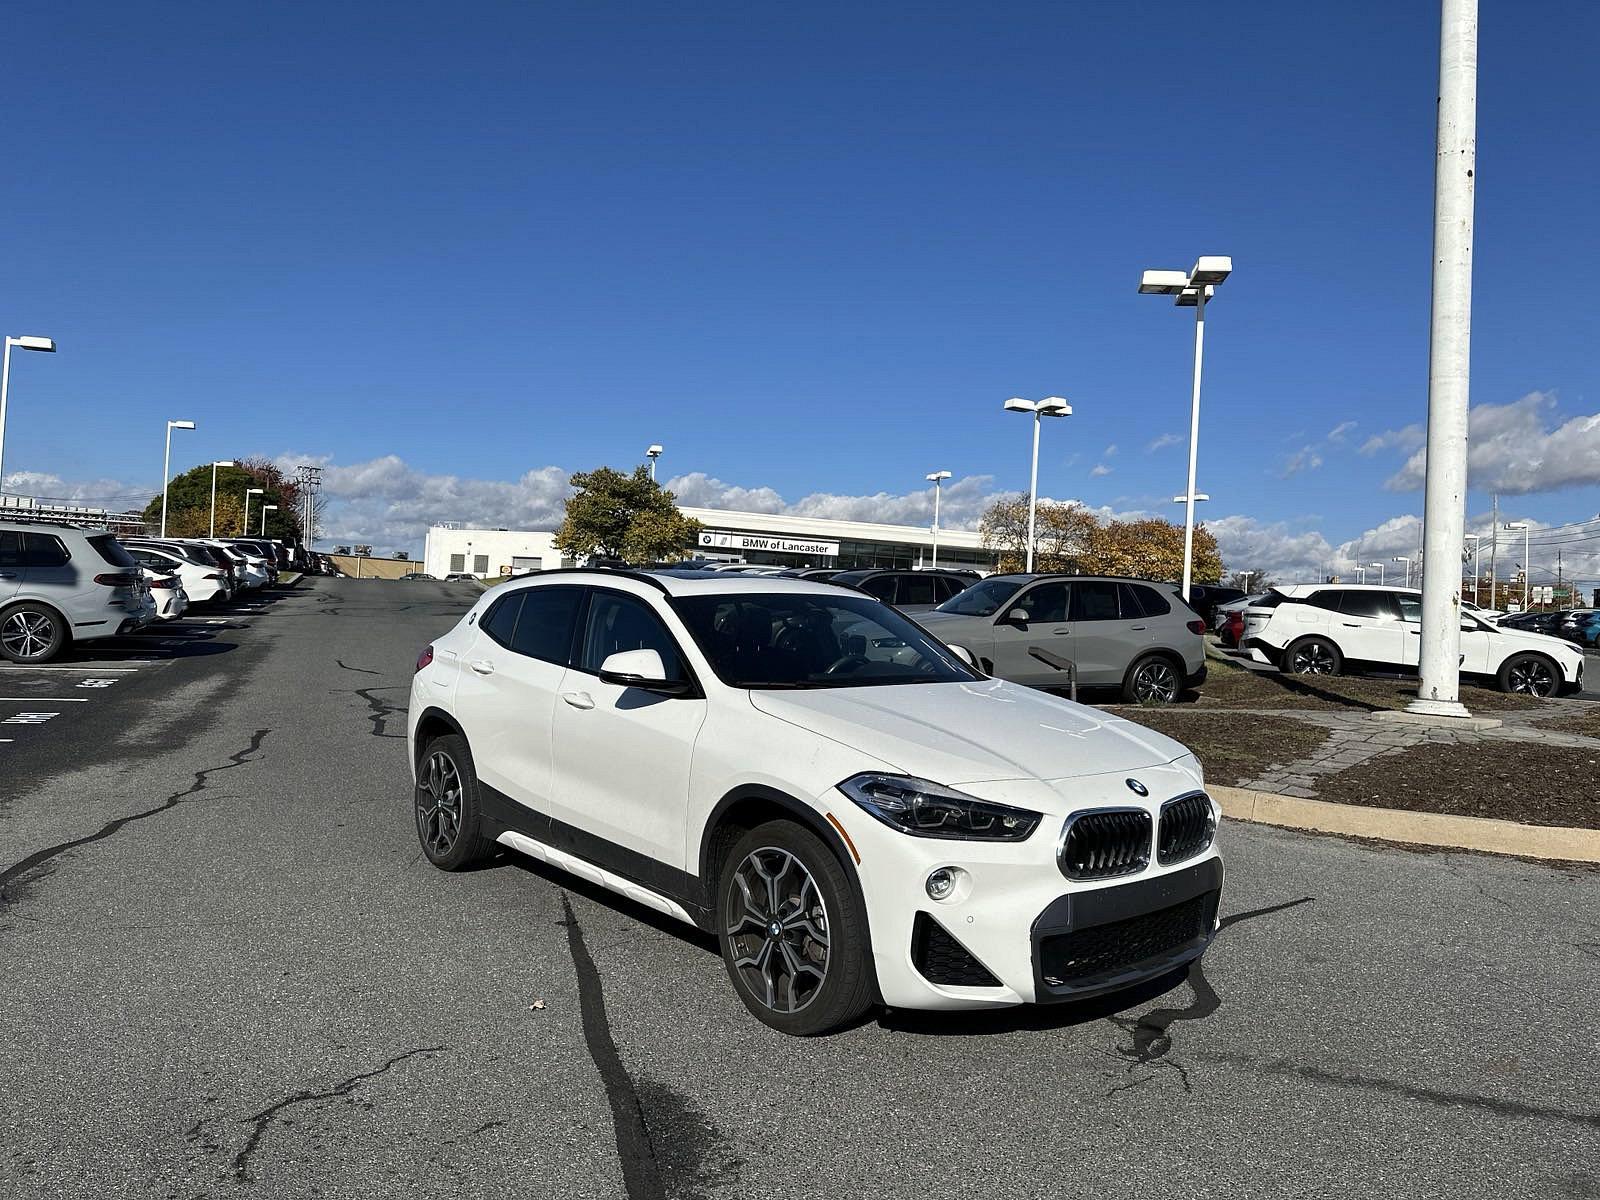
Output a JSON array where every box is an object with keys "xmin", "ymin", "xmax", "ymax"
[
  {"xmin": 1497, "ymin": 652, "xmax": 1558, "ymax": 699},
  {"xmin": 716, "ymin": 820, "xmax": 875, "ymax": 1036},
  {"xmin": 413, "ymin": 732, "xmax": 493, "ymax": 870},
  {"xmin": 1121, "ymin": 653, "xmax": 1183, "ymax": 705},
  {"xmin": 0, "ymin": 602, "xmax": 68, "ymax": 664},
  {"xmin": 1284, "ymin": 636, "xmax": 1343, "ymax": 677}
]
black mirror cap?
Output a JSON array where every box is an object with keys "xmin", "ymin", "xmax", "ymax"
[{"xmin": 598, "ymin": 669, "xmax": 692, "ymax": 695}]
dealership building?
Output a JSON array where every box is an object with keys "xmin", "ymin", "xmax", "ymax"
[{"xmin": 421, "ymin": 506, "xmax": 996, "ymax": 578}]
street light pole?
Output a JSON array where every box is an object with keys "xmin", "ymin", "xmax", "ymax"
[
  {"xmin": 1409, "ymin": 0, "xmax": 1478, "ymax": 718},
  {"xmin": 209, "ymin": 460, "xmax": 235, "ymax": 538},
  {"xmin": 1393, "ymin": 556, "xmax": 1413, "ymax": 588},
  {"xmin": 1003, "ymin": 397, "xmax": 1071, "ymax": 572},
  {"xmin": 243, "ymin": 487, "xmax": 264, "ymax": 536},
  {"xmin": 1464, "ymin": 533, "xmax": 1481, "ymax": 603},
  {"xmin": 646, "ymin": 444, "xmax": 663, "ymax": 481},
  {"xmin": 926, "ymin": 470, "xmax": 951, "ymax": 568},
  {"xmin": 1370, "ymin": 562, "xmax": 1386, "ymax": 586},
  {"xmin": 0, "ymin": 336, "xmax": 57, "ymax": 494},
  {"xmin": 1505, "ymin": 522, "xmax": 1530, "ymax": 610},
  {"xmin": 260, "ymin": 504, "xmax": 278, "ymax": 536},
  {"xmin": 1138, "ymin": 257, "xmax": 1231, "ymax": 601},
  {"xmin": 160, "ymin": 420, "xmax": 196, "ymax": 537}
]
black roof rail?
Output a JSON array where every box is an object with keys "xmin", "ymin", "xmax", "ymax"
[{"xmin": 498, "ymin": 566, "xmax": 671, "ymax": 594}]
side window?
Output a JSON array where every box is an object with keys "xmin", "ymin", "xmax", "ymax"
[
  {"xmin": 1118, "ymin": 583, "xmax": 1147, "ymax": 619},
  {"xmin": 580, "ymin": 592, "xmax": 685, "ymax": 679},
  {"xmin": 898, "ymin": 575, "xmax": 936, "ymax": 606},
  {"xmin": 508, "ymin": 587, "xmax": 582, "ymax": 665},
  {"xmin": 1132, "ymin": 584, "xmax": 1171, "ymax": 616},
  {"xmin": 1014, "ymin": 582, "xmax": 1068, "ymax": 622},
  {"xmin": 1394, "ymin": 593, "xmax": 1422, "ymax": 623},
  {"xmin": 0, "ymin": 531, "xmax": 21, "ymax": 568},
  {"xmin": 1306, "ymin": 591, "xmax": 1343, "ymax": 611},
  {"xmin": 859, "ymin": 575, "xmax": 898, "ymax": 602},
  {"xmin": 479, "ymin": 594, "xmax": 523, "ymax": 648},
  {"xmin": 934, "ymin": 575, "xmax": 966, "ymax": 603},
  {"xmin": 22, "ymin": 534, "xmax": 70, "ymax": 567},
  {"xmin": 1339, "ymin": 591, "xmax": 1396, "ymax": 620},
  {"xmin": 1069, "ymin": 580, "xmax": 1121, "ymax": 621}
]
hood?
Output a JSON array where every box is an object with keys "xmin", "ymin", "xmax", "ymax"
[{"xmin": 748, "ymin": 678, "xmax": 1192, "ymax": 786}]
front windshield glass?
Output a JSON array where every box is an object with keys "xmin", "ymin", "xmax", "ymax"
[
  {"xmin": 673, "ymin": 593, "xmax": 980, "ymax": 689},
  {"xmin": 933, "ymin": 577, "xmax": 1022, "ymax": 616}
]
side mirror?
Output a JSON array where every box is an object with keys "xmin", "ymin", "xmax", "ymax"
[
  {"xmin": 947, "ymin": 644, "xmax": 978, "ymax": 670},
  {"xmin": 1002, "ymin": 607, "xmax": 1030, "ymax": 626},
  {"xmin": 598, "ymin": 648, "xmax": 689, "ymax": 695}
]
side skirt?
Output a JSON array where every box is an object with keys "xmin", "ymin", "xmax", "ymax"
[{"xmin": 497, "ymin": 830, "xmax": 698, "ymax": 927}]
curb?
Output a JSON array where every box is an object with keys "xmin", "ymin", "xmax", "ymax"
[{"xmin": 1210, "ymin": 784, "xmax": 1600, "ymax": 863}]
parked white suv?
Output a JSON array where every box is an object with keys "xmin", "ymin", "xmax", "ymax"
[
  {"xmin": 1242, "ymin": 583, "xmax": 1583, "ymax": 697},
  {"xmin": 0, "ymin": 521, "xmax": 156, "ymax": 663},
  {"xmin": 409, "ymin": 570, "xmax": 1223, "ymax": 1035}
]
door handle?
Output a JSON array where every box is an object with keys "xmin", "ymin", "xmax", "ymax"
[
  {"xmin": 1341, "ymin": 622, "xmax": 1360, "ymax": 627},
  {"xmin": 470, "ymin": 660, "xmax": 495, "ymax": 675},
  {"xmin": 562, "ymin": 691, "xmax": 595, "ymax": 710},
  {"xmin": 1051, "ymin": 628, "xmax": 1071, "ymax": 635},
  {"xmin": 1130, "ymin": 625, "xmax": 1146, "ymax": 631}
]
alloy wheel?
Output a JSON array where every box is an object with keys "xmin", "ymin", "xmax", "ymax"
[
  {"xmin": 1507, "ymin": 658, "xmax": 1555, "ymax": 697},
  {"xmin": 416, "ymin": 750, "xmax": 463, "ymax": 855},
  {"xmin": 1290, "ymin": 642, "xmax": 1337, "ymax": 675},
  {"xmin": 1, "ymin": 611, "xmax": 56, "ymax": 661},
  {"xmin": 725, "ymin": 847, "xmax": 830, "ymax": 1014},
  {"xmin": 1133, "ymin": 659, "xmax": 1180, "ymax": 703}
]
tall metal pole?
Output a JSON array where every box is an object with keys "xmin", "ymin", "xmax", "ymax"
[
  {"xmin": 243, "ymin": 491, "xmax": 253, "ymax": 537},
  {"xmin": 1180, "ymin": 291, "xmax": 1207, "ymax": 601},
  {"xmin": 1489, "ymin": 494, "xmax": 1498, "ymax": 608},
  {"xmin": 1409, "ymin": 0, "xmax": 1478, "ymax": 718},
  {"xmin": 1523, "ymin": 524, "xmax": 1531, "ymax": 612},
  {"xmin": 0, "ymin": 340, "xmax": 13, "ymax": 494},
  {"xmin": 210, "ymin": 463, "xmax": 220, "ymax": 538},
  {"xmin": 931, "ymin": 477, "xmax": 942, "ymax": 569},
  {"xmin": 1025, "ymin": 413, "xmax": 1041, "ymax": 573},
  {"xmin": 160, "ymin": 425, "xmax": 175, "ymax": 537}
]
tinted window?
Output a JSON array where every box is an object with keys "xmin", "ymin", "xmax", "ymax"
[
  {"xmin": 1395, "ymin": 593, "xmax": 1422, "ymax": 623},
  {"xmin": 675, "ymin": 593, "xmax": 975, "ymax": 689},
  {"xmin": 933, "ymin": 575, "xmax": 966, "ymax": 603},
  {"xmin": 480, "ymin": 594, "xmax": 522, "ymax": 647},
  {"xmin": 1070, "ymin": 580, "xmax": 1121, "ymax": 621},
  {"xmin": 898, "ymin": 575, "xmax": 936, "ymax": 606},
  {"xmin": 859, "ymin": 575, "xmax": 898, "ymax": 602},
  {"xmin": 1014, "ymin": 582, "xmax": 1068, "ymax": 622},
  {"xmin": 88, "ymin": 535, "xmax": 139, "ymax": 570},
  {"xmin": 1338, "ymin": 591, "xmax": 1396, "ymax": 620},
  {"xmin": 22, "ymin": 533, "xmax": 69, "ymax": 567},
  {"xmin": 509, "ymin": 586, "xmax": 581, "ymax": 665},
  {"xmin": 1132, "ymin": 584, "xmax": 1171, "ymax": 616},
  {"xmin": 580, "ymin": 592, "xmax": 684, "ymax": 679},
  {"xmin": 0, "ymin": 531, "xmax": 20, "ymax": 568},
  {"xmin": 935, "ymin": 578, "xmax": 1021, "ymax": 616},
  {"xmin": 1306, "ymin": 591, "xmax": 1343, "ymax": 611}
]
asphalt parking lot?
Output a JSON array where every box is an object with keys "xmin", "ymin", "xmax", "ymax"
[{"xmin": 2, "ymin": 577, "xmax": 1596, "ymax": 1199}]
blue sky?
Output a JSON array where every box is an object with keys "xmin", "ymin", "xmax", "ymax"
[{"xmin": 4, "ymin": 2, "xmax": 1599, "ymax": 579}]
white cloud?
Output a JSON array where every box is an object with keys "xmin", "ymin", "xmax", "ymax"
[
  {"xmin": 1359, "ymin": 424, "xmax": 1425, "ymax": 457},
  {"xmin": 1, "ymin": 469, "xmax": 154, "ymax": 509},
  {"xmin": 1279, "ymin": 446, "xmax": 1324, "ymax": 477},
  {"xmin": 1326, "ymin": 420, "xmax": 1357, "ymax": 443},
  {"xmin": 668, "ymin": 470, "xmax": 999, "ymax": 531},
  {"xmin": 1089, "ymin": 464, "xmax": 1113, "ymax": 478},
  {"xmin": 1103, "ymin": 444, "xmax": 1118, "ymax": 457},
  {"xmin": 1146, "ymin": 433, "xmax": 1183, "ymax": 452},
  {"xmin": 1383, "ymin": 391, "xmax": 1600, "ymax": 495}
]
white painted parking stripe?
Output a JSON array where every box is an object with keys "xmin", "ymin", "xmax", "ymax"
[
  {"xmin": 0, "ymin": 697, "xmax": 90, "ymax": 702},
  {"xmin": 0, "ymin": 666, "xmax": 140, "ymax": 672}
]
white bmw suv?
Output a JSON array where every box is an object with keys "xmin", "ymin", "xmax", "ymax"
[
  {"xmin": 1242, "ymin": 583, "xmax": 1584, "ymax": 696},
  {"xmin": 408, "ymin": 570, "xmax": 1223, "ymax": 1035}
]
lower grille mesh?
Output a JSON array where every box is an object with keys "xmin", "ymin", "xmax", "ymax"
[
  {"xmin": 1038, "ymin": 892, "xmax": 1217, "ymax": 988},
  {"xmin": 912, "ymin": 912, "xmax": 1000, "ymax": 987}
]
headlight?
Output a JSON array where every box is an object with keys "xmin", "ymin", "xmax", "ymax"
[{"xmin": 839, "ymin": 773, "xmax": 1041, "ymax": 841}]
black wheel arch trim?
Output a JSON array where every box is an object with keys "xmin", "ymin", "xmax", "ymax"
[{"xmin": 410, "ymin": 705, "xmax": 467, "ymax": 767}]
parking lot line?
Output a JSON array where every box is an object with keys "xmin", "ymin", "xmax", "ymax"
[
  {"xmin": 0, "ymin": 666, "xmax": 140, "ymax": 672},
  {"xmin": 0, "ymin": 697, "xmax": 91, "ymax": 703}
]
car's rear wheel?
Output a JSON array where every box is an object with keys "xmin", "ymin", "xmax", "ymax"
[
  {"xmin": 1285, "ymin": 636, "xmax": 1342, "ymax": 677},
  {"xmin": 0, "ymin": 603, "xmax": 66, "ymax": 664},
  {"xmin": 414, "ymin": 732, "xmax": 493, "ymax": 869},
  {"xmin": 1122, "ymin": 654, "xmax": 1183, "ymax": 705},
  {"xmin": 717, "ymin": 820, "xmax": 874, "ymax": 1036},
  {"xmin": 1498, "ymin": 652, "xmax": 1557, "ymax": 698}
]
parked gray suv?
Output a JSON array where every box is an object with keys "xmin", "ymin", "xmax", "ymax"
[
  {"xmin": 0, "ymin": 521, "xmax": 155, "ymax": 663},
  {"xmin": 915, "ymin": 574, "xmax": 1207, "ymax": 703}
]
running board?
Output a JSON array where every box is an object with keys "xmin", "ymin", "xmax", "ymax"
[{"xmin": 496, "ymin": 830, "xmax": 696, "ymax": 926}]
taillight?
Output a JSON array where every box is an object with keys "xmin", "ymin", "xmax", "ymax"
[
  {"xmin": 94, "ymin": 571, "xmax": 137, "ymax": 587},
  {"xmin": 416, "ymin": 645, "xmax": 434, "ymax": 673},
  {"xmin": 1187, "ymin": 619, "xmax": 1206, "ymax": 635}
]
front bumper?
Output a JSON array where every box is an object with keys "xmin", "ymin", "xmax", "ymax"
[{"xmin": 832, "ymin": 761, "xmax": 1224, "ymax": 1011}]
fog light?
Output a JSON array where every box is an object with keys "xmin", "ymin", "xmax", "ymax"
[{"xmin": 926, "ymin": 867, "xmax": 958, "ymax": 901}]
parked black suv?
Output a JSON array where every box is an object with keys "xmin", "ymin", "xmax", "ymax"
[{"xmin": 828, "ymin": 569, "xmax": 975, "ymax": 613}]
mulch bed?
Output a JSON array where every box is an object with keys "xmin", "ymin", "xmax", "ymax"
[
  {"xmin": 1112, "ymin": 710, "xmax": 1329, "ymax": 788},
  {"xmin": 1313, "ymin": 741, "xmax": 1600, "ymax": 830},
  {"xmin": 1538, "ymin": 707, "xmax": 1600, "ymax": 739}
]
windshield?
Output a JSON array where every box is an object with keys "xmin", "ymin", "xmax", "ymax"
[
  {"xmin": 673, "ymin": 593, "xmax": 980, "ymax": 689},
  {"xmin": 933, "ymin": 577, "xmax": 1022, "ymax": 616}
]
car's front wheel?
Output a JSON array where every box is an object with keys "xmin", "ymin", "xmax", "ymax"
[
  {"xmin": 0, "ymin": 603, "xmax": 66, "ymax": 664},
  {"xmin": 1498, "ymin": 652, "xmax": 1558, "ymax": 698},
  {"xmin": 414, "ymin": 732, "xmax": 493, "ymax": 869},
  {"xmin": 1122, "ymin": 654, "xmax": 1183, "ymax": 705},
  {"xmin": 1285, "ymin": 636, "xmax": 1343, "ymax": 677},
  {"xmin": 717, "ymin": 820, "xmax": 875, "ymax": 1036}
]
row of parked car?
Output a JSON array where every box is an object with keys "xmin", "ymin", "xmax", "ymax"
[
  {"xmin": 1497, "ymin": 606, "xmax": 1600, "ymax": 648},
  {"xmin": 0, "ymin": 519, "xmax": 300, "ymax": 664}
]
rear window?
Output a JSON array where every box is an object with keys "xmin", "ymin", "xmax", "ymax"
[
  {"xmin": 89, "ymin": 535, "xmax": 139, "ymax": 570},
  {"xmin": 510, "ymin": 587, "xmax": 583, "ymax": 664},
  {"xmin": 22, "ymin": 532, "xmax": 69, "ymax": 567},
  {"xmin": 1129, "ymin": 584, "xmax": 1172, "ymax": 617},
  {"xmin": 480, "ymin": 594, "xmax": 522, "ymax": 647}
]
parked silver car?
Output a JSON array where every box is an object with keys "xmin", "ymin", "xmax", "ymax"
[
  {"xmin": 915, "ymin": 574, "xmax": 1207, "ymax": 703},
  {"xmin": 0, "ymin": 521, "xmax": 156, "ymax": 663}
]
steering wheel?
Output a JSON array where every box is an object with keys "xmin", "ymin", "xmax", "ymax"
[{"xmin": 824, "ymin": 653, "xmax": 872, "ymax": 676}]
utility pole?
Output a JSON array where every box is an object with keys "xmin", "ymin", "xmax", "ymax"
[
  {"xmin": 1489, "ymin": 494, "xmax": 1498, "ymax": 610},
  {"xmin": 1408, "ymin": 0, "xmax": 1478, "ymax": 718}
]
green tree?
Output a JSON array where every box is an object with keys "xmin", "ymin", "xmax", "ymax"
[
  {"xmin": 555, "ymin": 466, "xmax": 702, "ymax": 565},
  {"xmin": 979, "ymin": 495, "xmax": 1099, "ymax": 573},
  {"xmin": 143, "ymin": 459, "xmax": 303, "ymax": 539},
  {"xmin": 977, "ymin": 495, "xmax": 1224, "ymax": 582}
]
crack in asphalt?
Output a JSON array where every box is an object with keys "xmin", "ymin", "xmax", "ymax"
[
  {"xmin": 334, "ymin": 659, "xmax": 383, "ymax": 675},
  {"xmin": 229, "ymin": 1045, "xmax": 447, "ymax": 1182},
  {"xmin": 560, "ymin": 894, "xmax": 668, "ymax": 1200},
  {"xmin": 345, "ymin": 686, "xmax": 407, "ymax": 739},
  {"xmin": 0, "ymin": 729, "xmax": 272, "ymax": 909}
]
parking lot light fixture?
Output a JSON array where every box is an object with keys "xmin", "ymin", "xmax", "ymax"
[
  {"xmin": 1003, "ymin": 397, "xmax": 1072, "ymax": 572},
  {"xmin": 0, "ymin": 335, "xmax": 58, "ymax": 492},
  {"xmin": 243, "ymin": 487, "xmax": 264, "ymax": 535},
  {"xmin": 925, "ymin": 470, "xmax": 952, "ymax": 568},
  {"xmin": 260, "ymin": 504, "xmax": 278, "ymax": 536},
  {"xmin": 209, "ymin": 461, "xmax": 235, "ymax": 538},
  {"xmin": 160, "ymin": 420, "xmax": 197, "ymax": 537},
  {"xmin": 1370, "ymin": 562, "xmax": 1385, "ymax": 586},
  {"xmin": 1172, "ymin": 493, "xmax": 1210, "ymax": 504},
  {"xmin": 1138, "ymin": 256, "xmax": 1232, "ymax": 601},
  {"xmin": 646, "ymin": 444, "xmax": 663, "ymax": 480},
  {"xmin": 1393, "ymin": 556, "xmax": 1414, "ymax": 588},
  {"xmin": 1505, "ymin": 522, "xmax": 1530, "ymax": 609}
]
